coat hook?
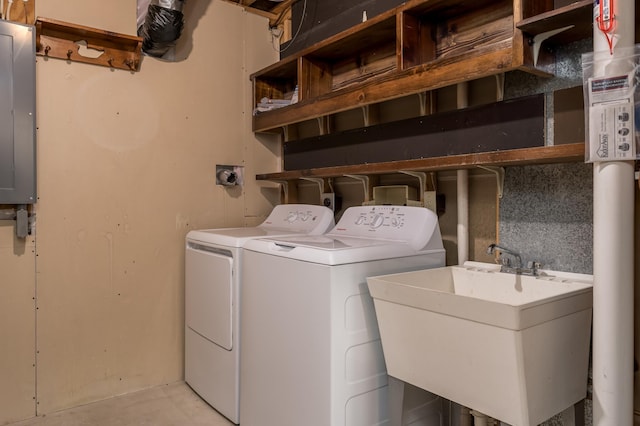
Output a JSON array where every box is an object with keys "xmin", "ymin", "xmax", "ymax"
[
  {"xmin": 66, "ymin": 49, "xmax": 73, "ymax": 59},
  {"xmin": 124, "ymin": 58, "xmax": 135, "ymax": 70},
  {"xmin": 44, "ymin": 45, "xmax": 51, "ymax": 56},
  {"xmin": 107, "ymin": 57, "xmax": 114, "ymax": 67}
]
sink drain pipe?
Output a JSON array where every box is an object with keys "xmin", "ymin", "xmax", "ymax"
[{"xmin": 591, "ymin": 0, "xmax": 635, "ymax": 424}]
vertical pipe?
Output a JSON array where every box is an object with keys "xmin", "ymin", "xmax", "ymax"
[
  {"xmin": 457, "ymin": 82, "xmax": 469, "ymax": 265},
  {"xmin": 457, "ymin": 170, "xmax": 469, "ymax": 263},
  {"xmin": 454, "ymin": 82, "xmax": 472, "ymax": 426},
  {"xmin": 592, "ymin": 0, "xmax": 635, "ymax": 424}
]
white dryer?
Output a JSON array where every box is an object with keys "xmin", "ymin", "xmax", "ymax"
[
  {"xmin": 185, "ymin": 204, "xmax": 335, "ymax": 424},
  {"xmin": 239, "ymin": 205, "xmax": 446, "ymax": 426}
]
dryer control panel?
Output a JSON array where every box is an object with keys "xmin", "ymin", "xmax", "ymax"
[
  {"xmin": 328, "ymin": 206, "xmax": 441, "ymax": 250},
  {"xmin": 261, "ymin": 204, "xmax": 335, "ymax": 234}
]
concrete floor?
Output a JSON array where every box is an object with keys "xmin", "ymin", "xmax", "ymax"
[{"xmin": 9, "ymin": 382, "xmax": 233, "ymax": 426}]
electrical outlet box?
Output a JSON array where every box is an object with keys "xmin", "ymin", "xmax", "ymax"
[{"xmin": 322, "ymin": 193, "xmax": 335, "ymax": 211}]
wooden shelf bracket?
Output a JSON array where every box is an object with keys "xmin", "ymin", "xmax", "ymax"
[
  {"xmin": 399, "ymin": 170, "xmax": 431, "ymax": 206},
  {"xmin": 532, "ymin": 25, "xmax": 574, "ymax": 67},
  {"xmin": 300, "ymin": 177, "xmax": 334, "ymax": 205},
  {"xmin": 344, "ymin": 174, "xmax": 376, "ymax": 204}
]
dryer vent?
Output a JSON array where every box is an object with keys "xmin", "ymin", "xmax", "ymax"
[{"xmin": 138, "ymin": 0, "xmax": 185, "ymax": 58}]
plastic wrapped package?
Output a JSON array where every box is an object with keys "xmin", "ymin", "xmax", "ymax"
[{"xmin": 582, "ymin": 45, "xmax": 640, "ymax": 162}]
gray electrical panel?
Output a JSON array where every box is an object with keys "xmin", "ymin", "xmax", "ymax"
[{"xmin": 0, "ymin": 21, "xmax": 36, "ymax": 204}]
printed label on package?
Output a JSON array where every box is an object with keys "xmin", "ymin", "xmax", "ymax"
[{"xmin": 587, "ymin": 74, "xmax": 637, "ymax": 161}]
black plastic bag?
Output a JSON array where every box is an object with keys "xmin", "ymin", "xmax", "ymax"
[{"xmin": 139, "ymin": 1, "xmax": 185, "ymax": 58}]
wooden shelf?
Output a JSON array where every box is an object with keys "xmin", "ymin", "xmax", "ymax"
[
  {"xmin": 517, "ymin": 0, "xmax": 593, "ymax": 45},
  {"xmin": 256, "ymin": 143, "xmax": 585, "ymax": 181},
  {"xmin": 254, "ymin": 47, "xmax": 517, "ymax": 132},
  {"xmin": 251, "ymin": 0, "xmax": 535, "ymax": 133},
  {"xmin": 35, "ymin": 17, "xmax": 142, "ymax": 71},
  {"xmin": 250, "ymin": 0, "xmax": 600, "ymax": 134},
  {"xmin": 251, "ymin": 1, "xmax": 590, "ymax": 194}
]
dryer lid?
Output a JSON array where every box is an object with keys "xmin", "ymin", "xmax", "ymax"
[{"xmin": 186, "ymin": 204, "xmax": 335, "ymax": 247}]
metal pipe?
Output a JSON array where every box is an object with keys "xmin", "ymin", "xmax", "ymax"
[{"xmin": 592, "ymin": 0, "xmax": 635, "ymax": 424}]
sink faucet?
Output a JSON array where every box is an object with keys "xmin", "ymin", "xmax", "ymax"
[
  {"xmin": 486, "ymin": 243, "xmax": 542, "ymax": 276},
  {"xmin": 487, "ymin": 243, "xmax": 522, "ymax": 269}
]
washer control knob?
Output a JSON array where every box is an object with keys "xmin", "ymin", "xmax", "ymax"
[
  {"xmin": 299, "ymin": 212, "xmax": 309, "ymax": 221},
  {"xmin": 286, "ymin": 212, "xmax": 299, "ymax": 223},
  {"xmin": 371, "ymin": 213, "xmax": 385, "ymax": 228},
  {"xmin": 355, "ymin": 216, "xmax": 366, "ymax": 225}
]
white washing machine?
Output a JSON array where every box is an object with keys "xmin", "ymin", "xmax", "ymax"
[
  {"xmin": 239, "ymin": 205, "xmax": 446, "ymax": 426},
  {"xmin": 184, "ymin": 204, "xmax": 335, "ymax": 424}
]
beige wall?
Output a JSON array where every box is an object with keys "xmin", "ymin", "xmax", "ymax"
[
  {"xmin": 0, "ymin": 0, "xmax": 278, "ymax": 422},
  {"xmin": 0, "ymin": 223, "xmax": 36, "ymax": 424}
]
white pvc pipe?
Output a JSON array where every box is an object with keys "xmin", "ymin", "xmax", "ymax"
[
  {"xmin": 592, "ymin": 0, "xmax": 635, "ymax": 424},
  {"xmin": 454, "ymin": 82, "xmax": 472, "ymax": 426},
  {"xmin": 457, "ymin": 82, "xmax": 469, "ymax": 265},
  {"xmin": 471, "ymin": 411, "xmax": 489, "ymax": 426},
  {"xmin": 457, "ymin": 169, "xmax": 469, "ymax": 263}
]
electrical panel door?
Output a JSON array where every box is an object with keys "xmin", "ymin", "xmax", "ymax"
[{"xmin": 0, "ymin": 21, "xmax": 36, "ymax": 204}]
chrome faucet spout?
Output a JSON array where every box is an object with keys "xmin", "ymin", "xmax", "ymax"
[{"xmin": 487, "ymin": 243, "xmax": 522, "ymax": 269}]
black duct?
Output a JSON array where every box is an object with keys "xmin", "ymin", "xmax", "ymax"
[{"xmin": 139, "ymin": 0, "xmax": 185, "ymax": 58}]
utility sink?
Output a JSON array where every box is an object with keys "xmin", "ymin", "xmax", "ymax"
[{"xmin": 367, "ymin": 261, "xmax": 593, "ymax": 426}]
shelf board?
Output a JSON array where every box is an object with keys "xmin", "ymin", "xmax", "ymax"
[
  {"xmin": 253, "ymin": 47, "xmax": 518, "ymax": 132},
  {"xmin": 516, "ymin": 0, "xmax": 592, "ymax": 44},
  {"xmin": 256, "ymin": 143, "xmax": 585, "ymax": 181}
]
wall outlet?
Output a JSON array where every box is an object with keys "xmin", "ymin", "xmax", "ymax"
[{"xmin": 322, "ymin": 193, "xmax": 335, "ymax": 211}]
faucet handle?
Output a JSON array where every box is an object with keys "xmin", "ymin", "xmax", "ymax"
[{"xmin": 527, "ymin": 261, "xmax": 542, "ymax": 274}]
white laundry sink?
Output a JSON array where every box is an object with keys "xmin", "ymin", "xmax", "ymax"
[{"xmin": 367, "ymin": 261, "xmax": 593, "ymax": 426}]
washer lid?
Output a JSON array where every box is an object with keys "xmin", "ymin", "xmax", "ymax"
[
  {"xmin": 242, "ymin": 205, "xmax": 445, "ymax": 265},
  {"xmin": 243, "ymin": 235, "xmax": 443, "ymax": 265}
]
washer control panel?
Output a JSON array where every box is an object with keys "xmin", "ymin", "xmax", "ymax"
[{"xmin": 329, "ymin": 206, "xmax": 438, "ymax": 247}]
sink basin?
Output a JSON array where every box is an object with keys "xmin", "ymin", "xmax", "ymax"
[{"xmin": 367, "ymin": 261, "xmax": 592, "ymax": 426}]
